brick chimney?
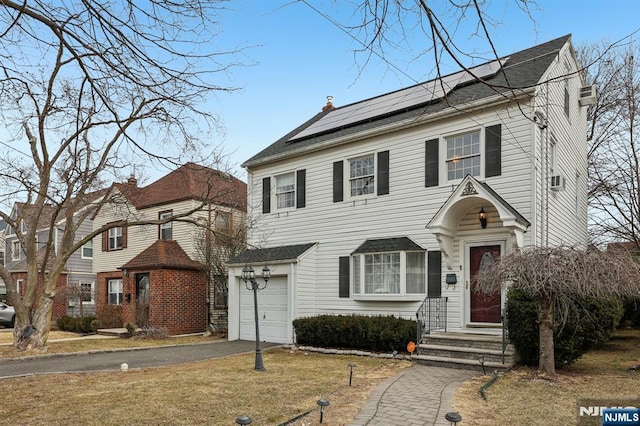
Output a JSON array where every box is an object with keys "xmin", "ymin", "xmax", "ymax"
[
  {"xmin": 127, "ymin": 174, "xmax": 137, "ymax": 187},
  {"xmin": 322, "ymin": 96, "xmax": 335, "ymax": 112}
]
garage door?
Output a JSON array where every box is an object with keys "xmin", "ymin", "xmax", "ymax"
[{"xmin": 239, "ymin": 277, "xmax": 288, "ymax": 344}]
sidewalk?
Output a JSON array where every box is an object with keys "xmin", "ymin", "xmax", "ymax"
[{"xmin": 349, "ymin": 364, "xmax": 475, "ymax": 426}]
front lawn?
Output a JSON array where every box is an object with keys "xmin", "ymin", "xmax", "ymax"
[{"xmin": 455, "ymin": 329, "xmax": 640, "ymax": 425}]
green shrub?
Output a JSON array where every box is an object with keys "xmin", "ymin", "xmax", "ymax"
[
  {"xmin": 56, "ymin": 315, "xmax": 97, "ymax": 333},
  {"xmin": 124, "ymin": 322, "xmax": 135, "ymax": 338},
  {"xmin": 90, "ymin": 319, "xmax": 101, "ymax": 333},
  {"xmin": 621, "ymin": 297, "xmax": 640, "ymax": 328},
  {"xmin": 293, "ymin": 314, "xmax": 415, "ymax": 353},
  {"xmin": 56, "ymin": 315, "xmax": 73, "ymax": 331},
  {"xmin": 506, "ymin": 288, "xmax": 624, "ymax": 368}
]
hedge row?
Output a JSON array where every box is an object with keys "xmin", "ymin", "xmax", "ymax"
[
  {"xmin": 293, "ymin": 314, "xmax": 415, "ymax": 353},
  {"xmin": 56, "ymin": 315, "xmax": 99, "ymax": 334},
  {"xmin": 506, "ymin": 288, "xmax": 624, "ymax": 368}
]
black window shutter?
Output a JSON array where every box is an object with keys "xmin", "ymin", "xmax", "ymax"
[
  {"xmin": 296, "ymin": 169, "xmax": 306, "ymax": 208},
  {"xmin": 377, "ymin": 150, "xmax": 389, "ymax": 195},
  {"xmin": 485, "ymin": 124, "xmax": 502, "ymax": 177},
  {"xmin": 262, "ymin": 177, "xmax": 271, "ymax": 214},
  {"xmin": 427, "ymin": 251, "xmax": 442, "ymax": 298},
  {"xmin": 339, "ymin": 256, "xmax": 350, "ymax": 298},
  {"xmin": 333, "ymin": 161, "xmax": 343, "ymax": 202},
  {"xmin": 425, "ymin": 139, "xmax": 439, "ymax": 187}
]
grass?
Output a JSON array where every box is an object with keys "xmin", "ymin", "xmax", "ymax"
[
  {"xmin": 0, "ymin": 331, "xmax": 410, "ymax": 425},
  {"xmin": 454, "ymin": 329, "xmax": 640, "ymax": 425}
]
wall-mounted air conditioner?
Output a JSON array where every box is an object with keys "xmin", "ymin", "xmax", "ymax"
[
  {"xmin": 550, "ymin": 175, "xmax": 565, "ymax": 191},
  {"xmin": 579, "ymin": 85, "xmax": 597, "ymax": 106}
]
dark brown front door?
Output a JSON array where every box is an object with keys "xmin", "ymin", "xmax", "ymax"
[
  {"xmin": 470, "ymin": 245, "xmax": 501, "ymax": 323},
  {"xmin": 135, "ymin": 273, "xmax": 150, "ymax": 327}
]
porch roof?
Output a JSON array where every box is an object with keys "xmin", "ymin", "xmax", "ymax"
[{"xmin": 228, "ymin": 243, "xmax": 317, "ymax": 265}]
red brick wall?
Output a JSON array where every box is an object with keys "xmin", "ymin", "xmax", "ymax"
[
  {"xmin": 147, "ymin": 269, "xmax": 207, "ymax": 334},
  {"xmin": 96, "ymin": 269, "xmax": 207, "ymax": 335}
]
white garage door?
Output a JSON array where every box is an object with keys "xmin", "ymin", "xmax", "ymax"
[{"xmin": 239, "ymin": 277, "xmax": 288, "ymax": 344}]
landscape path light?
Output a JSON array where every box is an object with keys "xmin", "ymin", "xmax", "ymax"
[
  {"xmin": 317, "ymin": 399, "xmax": 330, "ymax": 423},
  {"xmin": 241, "ymin": 264, "xmax": 271, "ymax": 371}
]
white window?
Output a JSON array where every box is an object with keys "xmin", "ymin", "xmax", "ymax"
[
  {"xmin": 11, "ymin": 240, "xmax": 20, "ymax": 261},
  {"xmin": 215, "ymin": 211, "xmax": 231, "ymax": 232},
  {"xmin": 446, "ymin": 131, "xmax": 480, "ymax": 180},
  {"xmin": 352, "ymin": 251, "xmax": 425, "ymax": 296},
  {"xmin": 108, "ymin": 227, "xmax": 123, "ymax": 250},
  {"xmin": 79, "ymin": 281, "xmax": 95, "ymax": 304},
  {"xmin": 159, "ymin": 211, "xmax": 173, "ymax": 240},
  {"xmin": 108, "ymin": 279, "xmax": 123, "ymax": 305},
  {"xmin": 349, "ymin": 154, "xmax": 375, "ymax": 196},
  {"xmin": 16, "ymin": 279, "xmax": 24, "ymax": 296},
  {"xmin": 81, "ymin": 239, "xmax": 93, "ymax": 259},
  {"xmin": 276, "ymin": 172, "xmax": 295, "ymax": 209}
]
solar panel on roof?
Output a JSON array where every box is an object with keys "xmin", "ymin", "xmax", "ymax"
[{"xmin": 289, "ymin": 58, "xmax": 506, "ymax": 142}]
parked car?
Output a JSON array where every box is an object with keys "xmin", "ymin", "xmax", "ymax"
[{"xmin": 0, "ymin": 302, "xmax": 15, "ymax": 327}]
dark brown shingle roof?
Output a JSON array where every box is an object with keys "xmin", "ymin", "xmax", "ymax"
[
  {"xmin": 121, "ymin": 240, "xmax": 204, "ymax": 271},
  {"xmin": 115, "ymin": 163, "xmax": 247, "ymax": 211}
]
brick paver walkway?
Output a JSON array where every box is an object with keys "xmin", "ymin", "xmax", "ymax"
[{"xmin": 349, "ymin": 365, "xmax": 475, "ymax": 426}]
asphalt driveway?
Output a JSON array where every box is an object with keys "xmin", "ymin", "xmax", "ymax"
[{"xmin": 0, "ymin": 340, "xmax": 279, "ymax": 378}]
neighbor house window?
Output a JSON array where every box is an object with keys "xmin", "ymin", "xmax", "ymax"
[
  {"xmin": 352, "ymin": 251, "xmax": 425, "ymax": 296},
  {"xmin": 0, "ymin": 250, "xmax": 4, "ymax": 266},
  {"xmin": 81, "ymin": 239, "xmax": 93, "ymax": 259},
  {"xmin": 11, "ymin": 240, "xmax": 20, "ymax": 261},
  {"xmin": 108, "ymin": 279, "xmax": 123, "ymax": 305},
  {"xmin": 16, "ymin": 279, "xmax": 24, "ymax": 296},
  {"xmin": 108, "ymin": 227, "xmax": 123, "ymax": 250},
  {"xmin": 215, "ymin": 211, "xmax": 231, "ymax": 233},
  {"xmin": 446, "ymin": 131, "xmax": 480, "ymax": 180},
  {"xmin": 349, "ymin": 154, "xmax": 375, "ymax": 196},
  {"xmin": 276, "ymin": 172, "xmax": 295, "ymax": 209},
  {"xmin": 159, "ymin": 211, "xmax": 173, "ymax": 240},
  {"xmin": 80, "ymin": 281, "xmax": 95, "ymax": 304}
]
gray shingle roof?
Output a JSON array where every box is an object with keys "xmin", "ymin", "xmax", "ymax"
[
  {"xmin": 228, "ymin": 243, "xmax": 317, "ymax": 265},
  {"xmin": 352, "ymin": 237, "xmax": 424, "ymax": 254},
  {"xmin": 244, "ymin": 35, "xmax": 571, "ymax": 168}
]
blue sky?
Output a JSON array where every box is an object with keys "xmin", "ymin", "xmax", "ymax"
[{"xmin": 205, "ymin": 1, "xmax": 640, "ymax": 179}]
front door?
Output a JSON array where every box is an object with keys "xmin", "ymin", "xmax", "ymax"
[
  {"xmin": 135, "ymin": 273, "xmax": 150, "ymax": 327},
  {"xmin": 469, "ymin": 245, "xmax": 501, "ymax": 323}
]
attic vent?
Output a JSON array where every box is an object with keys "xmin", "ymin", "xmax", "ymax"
[
  {"xmin": 579, "ymin": 85, "xmax": 596, "ymax": 106},
  {"xmin": 550, "ymin": 175, "xmax": 565, "ymax": 191}
]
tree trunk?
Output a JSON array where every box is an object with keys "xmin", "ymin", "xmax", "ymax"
[
  {"xmin": 14, "ymin": 297, "xmax": 53, "ymax": 352},
  {"xmin": 538, "ymin": 296, "xmax": 556, "ymax": 375}
]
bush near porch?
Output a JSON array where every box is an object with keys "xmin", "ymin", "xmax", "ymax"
[
  {"xmin": 293, "ymin": 314, "xmax": 415, "ymax": 353},
  {"xmin": 506, "ymin": 288, "xmax": 624, "ymax": 368}
]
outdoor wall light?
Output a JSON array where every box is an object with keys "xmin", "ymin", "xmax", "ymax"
[
  {"xmin": 479, "ymin": 206, "xmax": 487, "ymax": 229},
  {"xmin": 241, "ymin": 264, "xmax": 271, "ymax": 371},
  {"xmin": 445, "ymin": 412, "xmax": 462, "ymax": 425},
  {"xmin": 317, "ymin": 399, "xmax": 330, "ymax": 423}
]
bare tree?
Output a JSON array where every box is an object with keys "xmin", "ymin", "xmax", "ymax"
[
  {"xmin": 475, "ymin": 246, "xmax": 640, "ymax": 375},
  {"xmin": 193, "ymin": 208, "xmax": 247, "ymax": 332},
  {"xmin": 578, "ymin": 41, "xmax": 640, "ymax": 249},
  {"xmin": 0, "ymin": 1, "xmax": 239, "ymax": 350}
]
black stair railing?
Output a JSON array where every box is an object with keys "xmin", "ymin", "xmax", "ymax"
[{"xmin": 415, "ymin": 296, "xmax": 448, "ymax": 349}]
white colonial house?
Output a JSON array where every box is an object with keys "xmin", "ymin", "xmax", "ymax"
[{"xmin": 228, "ymin": 35, "xmax": 592, "ymax": 349}]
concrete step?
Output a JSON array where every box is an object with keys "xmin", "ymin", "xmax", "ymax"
[
  {"xmin": 418, "ymin": 343, "xmax": 515, "ymax": 364},
  {"xmin": 423, "ymin": 332, "xmax": 512, "ymax": 351},
  {"xmin": 413, "ymin": 354, "xmax": 513, "ymax": 372}
]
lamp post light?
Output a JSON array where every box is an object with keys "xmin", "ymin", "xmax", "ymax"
[{"xmin": 241, "ymin": 264, "xmax": 271, "ymax": 371}]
